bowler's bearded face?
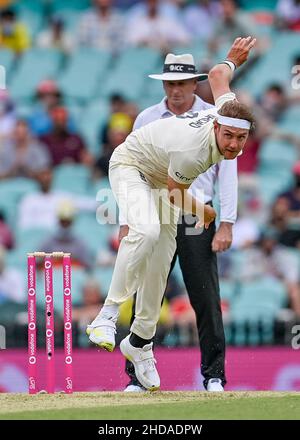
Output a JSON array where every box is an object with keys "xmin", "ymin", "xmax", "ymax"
[{"xmin": 214, "ymin": 121, "xmax": 249, "ymax": 159}]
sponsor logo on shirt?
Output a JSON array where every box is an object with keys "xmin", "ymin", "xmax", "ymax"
[
  {"xmin": 139, "ymin": 171, "xmax": 147, "ymax": 182},
  {"xmin": 175, "ymin": 172, "xmax": 193, "ymax": 182},
  {"xmin": 189, "ymin": 114, "xmax": 215, "ymax": 128}
]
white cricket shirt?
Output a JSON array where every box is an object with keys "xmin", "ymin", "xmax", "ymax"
[{"xmin": 111, "ymin": 93, "xmax": 233, "ymax": 185}]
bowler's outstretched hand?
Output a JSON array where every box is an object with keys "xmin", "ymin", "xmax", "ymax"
[{"xmin": 226, "ymin": 36, "xmax": 257, "ymax": 68}]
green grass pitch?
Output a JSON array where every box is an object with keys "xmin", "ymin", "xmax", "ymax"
[{"xmin": 0, "ymin": 392, "xmax": 299, "ymax": 420}]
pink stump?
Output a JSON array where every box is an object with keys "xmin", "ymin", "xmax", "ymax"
[
  {"xmin": 44, "ymin": 255, "xmax": 55, "ymax": 394},
  {"xmin": 27, "ymin": 255, "xmax": 37, "ymax": 394},
  {"xmin": 63, "ymin": 254, "xmax": 73, "ymax": 393}
]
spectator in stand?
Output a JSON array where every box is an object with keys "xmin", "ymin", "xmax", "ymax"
[
  {"xmin": 183, "ymin": 0, "xmax": 221, "ymax": 41},
  {"xmin": 124, "ymin": 101, "xmax": 139, "ymax": 124},
  {"xmin": 255, "ymin": 89, "xmax": 300, "ymax": 153},
  {"xmin": 96, "ymin": 225, "xmax": 119, "ymax": 267},
  {"xmin": 270, "ymin": 196, "xmax": 290, "ymax": 232},
  {"xmin": 168, "ymin": 292, "xmax": 198, "ymax": 346},
  {"xmin": 276, "ymin": 0, "xmax": 300, "ymax": 31},
  {"xmin": 94, "ymin": 112, "xmax": 133, "ymax": 177},
  {"xmin": 237, "ymin": 132, "xmax": 261, "ymax": 176},
  {"xmin": 0, "ymin": 90, "xmax": 16, "ymax": 142},
  {"xmin": 39, "ymin": 200, "xmax": 94, "ymax": 270},
  {"xmin": 0, "ymin": 8, "xmax": 30, "ymax": 54},
  {"xmin": 257, "ymin": 84, "xmax": 288, "ymax": 123},
  {"xmin": 78, "ymin": 0, "xmax": 125, "ymax": 53},
  {"xmin": 73, "ymin": 279, "xmax": 104, "ymax": 328},
  {"xmin": 235, "ymin": 91, "xmax": 262, "ymax": 176},
  {"xmin": 0, "ymin": 119, "xmax": 51, "ymax": 179},
  {"xmin": 29, "ymin": 80, "xmax": 75, "ymax": 137},
  {"xmin": 231, "ymin": 212, "xmax": 260, "ymax": 250},
  {"xmin": 18, "ymin": 167, "xmax": 96, "ymax": 230},
  {"xmin": 280, "ymin": 162, "xmax": 300, "ymax": 216},
  {"xmin": 40, "ymin": 107, "xmax": 92, "ymax": 166},
  {"xmin": 271, "ymin": 162, "xmax": 300, "ymax": 248},
  {"xmin": 126, "ymin": 0, "xmax": 190, "ymax": 53},
  {"xmin": 238, "ymin": 229, "xmax": 300, "ymax": 317},
  {"xmin": 36, "ymin": 15, "xmax": 75, "ymax": 54},
  {"xmin": 99, "ymin": 93, "xmax": 127, "ymax": 145},
  {"xmin": 73, "ymin": 278, "xmax": 105, "ymax": 346},
  {"xmin": 209, "ymin": 0, "xmax": 258, "ymax": 54},
  {"xmin": 126, "ymin": 0, "xmax": 182, "ymax": 22},
  {"xmin": 0, "ymin": 1, "xmax": 13, "ymax": 9},
  {"xmin": 0, "ymin": 245, "xmax": 25, "ymax": 303},
  {"xmin": 0, "ymin": 211, "xmax": 14, "ymax": 250}
]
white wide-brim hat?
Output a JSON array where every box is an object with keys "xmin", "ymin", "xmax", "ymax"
[{"xmin": 149, "ymin": 53, "xmax": 208, "ymax": 82}]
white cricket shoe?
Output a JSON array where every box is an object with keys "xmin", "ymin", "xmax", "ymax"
[
  {"xmin": 86, "ymin": 317, "xmax": 117, "ymax": 352},
  {"xmin": 120, "ymin": 335, "xmax": 160, "ymax": 391},
  {"xmin": 124, "ymin": 384, "xmax": 146, "ymax": 393},
  {"xmin": 206, "ymin": 378, "xmax": 224, "ymax": 392}
]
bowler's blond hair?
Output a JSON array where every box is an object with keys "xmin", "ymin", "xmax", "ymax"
[{"xmin": 218, "ymin": 100, "xmax": 256, "ymax": 131}]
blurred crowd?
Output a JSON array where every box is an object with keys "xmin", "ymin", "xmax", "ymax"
[{"xmin": 0, "ymin": 0, "xmax": 300, "ymax": 348}]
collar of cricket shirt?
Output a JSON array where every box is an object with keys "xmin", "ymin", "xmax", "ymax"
[
  {"xmin": 159, "ymin": 94, "xmax": 200, "ymax": 118},
  {"xmin": 158, "ymin": 97, "xmax": 173, "ymax": 117}
]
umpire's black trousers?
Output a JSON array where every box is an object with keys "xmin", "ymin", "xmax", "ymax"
[{"xmin": 126, "ymin": 211, "xmax": 226, "ymax": 389}]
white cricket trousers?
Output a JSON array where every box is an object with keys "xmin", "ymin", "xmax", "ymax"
[{"xmin": 105, "ymin": 164, "xmax": 179, "ymax": 339}]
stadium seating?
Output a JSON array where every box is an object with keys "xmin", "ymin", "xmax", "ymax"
[
  {"xmin": 73, "ymin": 214, "xmax": 114, "ymax": 255},
  {"xmin": 117, "ymin": 47, "xmax": 162, "ymax": 75},
  {"xmin": 9, "ymin": 49, "xmax": 63, "ymax": 102},
  {"xmin": 100, "ymin": 70, "xmax": 145, "ymax": 102},
  {"xmin": 257, "ymin": 136, "xmax": 296, "ymax": 204},
  {"xmin": 99, "ymin": 47, "xmax": 161, "ymax": 101},
  {"xmin": 257, "ymin": 173, "xmax": 293, "ymax": 205},
  {"xmin": 219, "ymin": 279, "xmax": 237, "ymax": 304},
  {"xmin": 173, "ymin": 41, "xmax": 208, "ymax": 67},
  {"xmin": 15, "ymin": 0, "xmax": 44, "ymax": 14},
  {"xmin": 77, "ymin": 100, "xmax": 109, "ymax": 154},
  {"xmin": 281, "ymin": 105, "xmax": 300, "ymax": 124},
  {"xmin": 142, "ymin": 79, "xmax": 165, "ymax": 108},
  {"xmin": 59, "ymin": 49, "xmax": 112, "ymax": 103},
  {"xmin": 92, "ymin": 267, "xmax": 114, "ymax": 297},
  {"xmin": 239, "ymin": 0, "xmax": 278, "ymax": 11},
  {"xmin": 0, "ymin": 49, "xmax": 15, "ymax": 79},
  {"xmin": 52, "ymin": 163, "xmax": 91, "ymax": 195},
  {"xmin": 0, "ymin": 300, "xmax": 24, "ymax": 323},
  {"xmin": 259, "ymin": 138, "xmax": 297, "ymax": 170},
  {"xmin": 16, "ymin": 228, "xmax": 50, "ymax": 255},
  {"xmin": 90, "ymin": 176, "xmax": 110, "ymax": 196},
  {"xmin": 230, "ymin": 277, "xmax": 287, "ymax": 344},
  {"xmin": 237, "ymin": 32, "xmax": 300, "ymax": 97},
  {"xmin": 51, "ymin": 0, "xmax": 90, "ymax": 12},
  {"xmin": 0, "ymin": 178, "xmax": 39, "ymax": 227},
  {"xmin": 18, "ymin": 10, "xmax": 44, "ymax": 38}
]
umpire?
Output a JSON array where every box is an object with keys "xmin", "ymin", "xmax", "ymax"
[{"xmin": 119, "ymin": 54, "xmax": 238, "ymax": 392}]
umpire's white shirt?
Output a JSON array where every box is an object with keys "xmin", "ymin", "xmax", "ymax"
[{"xmin": 118, "ymin": 94, "xmax": 237, "ymax": 224}]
